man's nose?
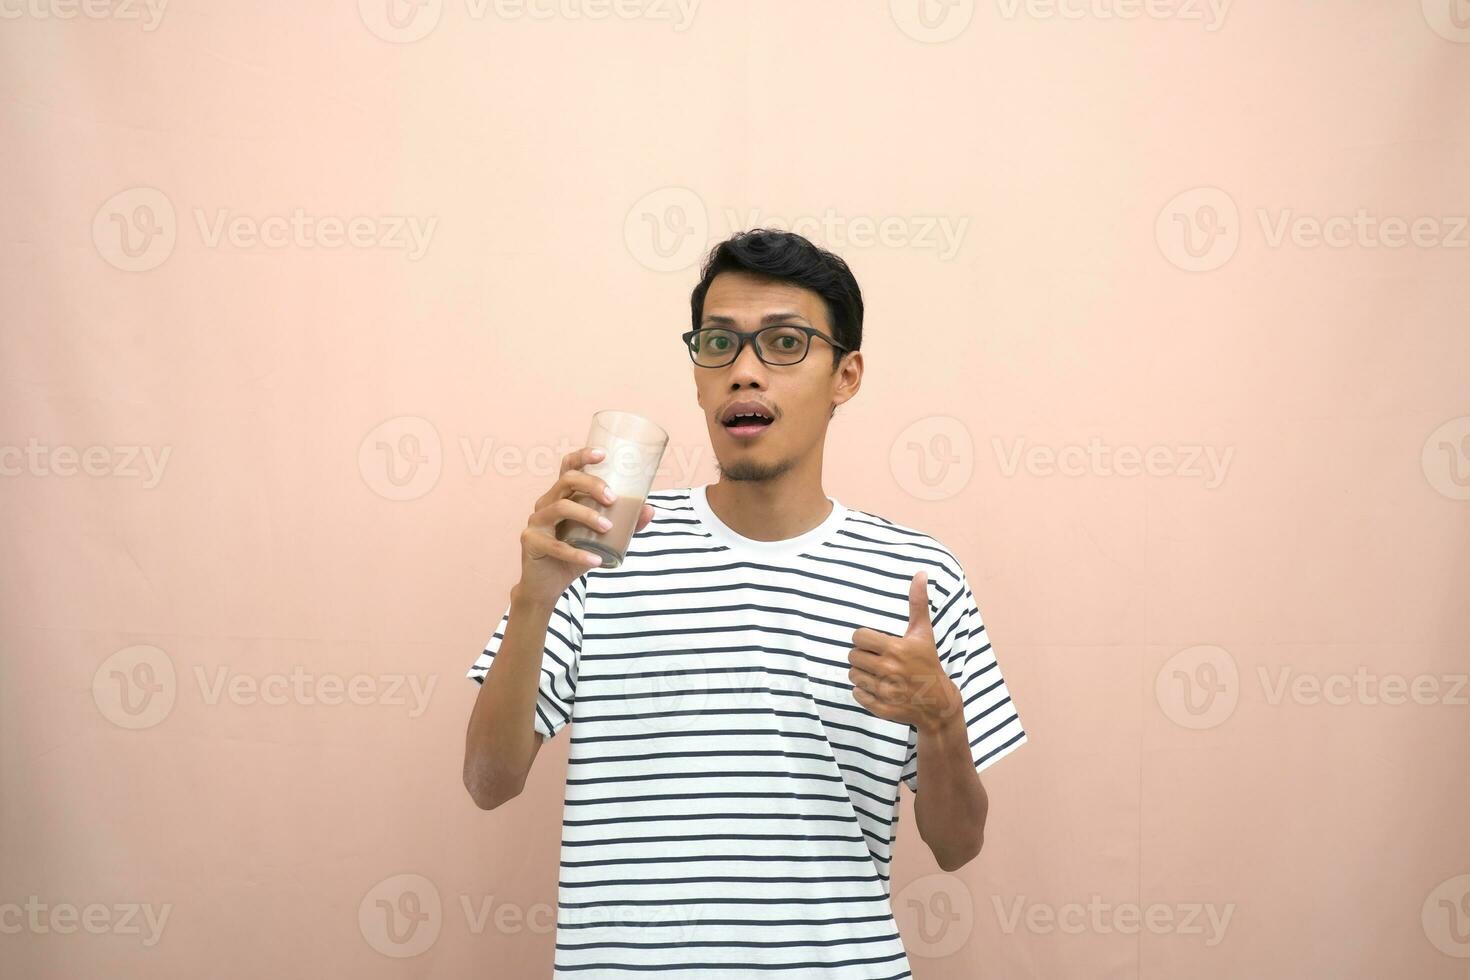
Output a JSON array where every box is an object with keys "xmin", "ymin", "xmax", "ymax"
[{"xmin": 727, "ymin": 338, "xmax": 768, "ymax": 386}]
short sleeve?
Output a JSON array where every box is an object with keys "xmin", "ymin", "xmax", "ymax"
[
  {"xmin": 901, "ymin": 563, "xmax": 1027, "ymax": 792},
  {"xmin": 466, "ymin": 577, "xmax": 586, "ymax": 741}
]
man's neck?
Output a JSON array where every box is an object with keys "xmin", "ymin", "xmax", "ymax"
[{"xmin": 704, "ymin": 473, "xmax": 833, "ymax": 543}]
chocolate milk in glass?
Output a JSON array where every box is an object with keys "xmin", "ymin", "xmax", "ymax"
[{"xmin": 556, "ymin": 410, "xmax": 669, "ymax": 569}]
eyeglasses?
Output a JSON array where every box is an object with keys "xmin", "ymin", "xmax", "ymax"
[{"xmin": 681, "ymin": 324, "xmax": 851, "ymax": 368}]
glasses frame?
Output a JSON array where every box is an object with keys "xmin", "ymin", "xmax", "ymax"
[{"xmin": 681, "ymin": 324, "xmax": 852, "ymax": 368}]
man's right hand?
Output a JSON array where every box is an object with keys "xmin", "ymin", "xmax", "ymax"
[{"xmin": 515, "ymin": 446, "xmax": 654, "ymax": 607}]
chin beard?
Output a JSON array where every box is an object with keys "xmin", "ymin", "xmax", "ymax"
[{"xmin": 717, "ymin": 456, "xmax": 797, "ymax": 482}]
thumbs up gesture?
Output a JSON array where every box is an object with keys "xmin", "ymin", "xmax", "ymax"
[{"xmin": 848, "ymin": 570, "xmax": 964, "ymax": 731}]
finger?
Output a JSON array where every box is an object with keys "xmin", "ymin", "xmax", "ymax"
[
  {"xmin": 560, "ymin": 468, "xmax": 619, "ymax": 508},
  {"xmin": 848, "ymin": 664, "xmax": 878, "ymax": 688},
  {"xmin": 633, "ymin": 502, "xmax": 654, "ymax": 533},
  {"xmin": 559, "ymin": 445, "xmax": 606, "ymax": 477},
  {"xmin": 905, "ymin": 570, "xmax": 933, "ymax": 640},
  {"xmin": 852, "ymin": 686, "xmax": 896, "ymax": 719},
  {"xmin": 521, "ymin": 526, "xmax": 603, "ymax": 567},
  {"xmin": 852, "ymin": 626, "xmax": 897, "ymax": 654},
  {"xmin": 539, "ymin": 538, "xmax": 605, "ymax": 568},
  {"xmin": 531, "ymin": 495, "xmax": 612, "ymax": 535},
  {"xmin": 846, "ymin": 647, "xmax": 885, "ymax": 673}
]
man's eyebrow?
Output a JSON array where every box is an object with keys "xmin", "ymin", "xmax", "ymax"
[{"xmin": 700, "ymin": 312, "xmax": 810, "ymax": 326}]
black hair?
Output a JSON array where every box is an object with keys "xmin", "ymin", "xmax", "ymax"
[{"xmin": 688, "ymin": 228, "xmax": 863, "ymax": 371}]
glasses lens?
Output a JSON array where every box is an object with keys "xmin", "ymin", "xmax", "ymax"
[
  {"xmin": 690, "ymin": 328, "xmax": 738, "ymax": 366},
  {"xmin": 756, "ymin": 326, "xmax": 809, "ymax": 364}
]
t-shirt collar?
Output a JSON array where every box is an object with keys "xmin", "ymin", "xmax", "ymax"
[{"xmin": 689, "ymin": 483, "xmax": 849, "ymax": 560}]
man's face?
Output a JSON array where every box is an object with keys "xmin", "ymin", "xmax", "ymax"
[{"xmin": 692, "ymin": 270, "xmax": 860, "ymax": 483}]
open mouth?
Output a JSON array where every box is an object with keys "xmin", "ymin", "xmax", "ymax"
[{"xmin": 720, "ymin": 405, "xmax": 775, "ymax": 439}]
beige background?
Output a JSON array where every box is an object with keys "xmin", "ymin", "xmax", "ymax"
[{"xmin": 4, "ymin": 2, "xmax": 1470, "ymax": 977}]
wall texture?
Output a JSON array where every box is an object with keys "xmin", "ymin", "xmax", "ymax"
[{"xmin": 3, "ymin": 2, "xmax": 1469, "ymax": 977}]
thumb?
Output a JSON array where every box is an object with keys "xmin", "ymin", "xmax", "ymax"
[{"xmin": 905, "ymin": 570, "xmax": 933, "ymax": 640}]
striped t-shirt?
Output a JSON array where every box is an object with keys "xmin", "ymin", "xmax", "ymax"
[{"xmin": 467, "ymin": 483, "xmax": 1027, "ymax": 978}]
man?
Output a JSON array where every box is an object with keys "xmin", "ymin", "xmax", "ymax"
[{"xmin": 463, "ymin": 228, "xmax": 1028, "ymax": 978}]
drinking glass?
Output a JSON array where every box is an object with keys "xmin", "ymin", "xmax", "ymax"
[{"xmin": 556, "ymin": 410, "xmax": 668, "ymax": 569}]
